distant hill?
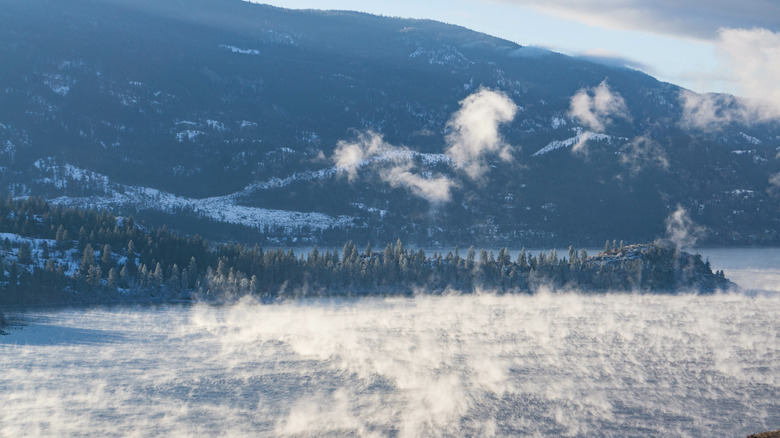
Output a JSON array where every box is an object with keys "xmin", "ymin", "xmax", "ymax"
[{"xmin": 1, "ymin": 0, "xmax": 778, "ymax": 246}]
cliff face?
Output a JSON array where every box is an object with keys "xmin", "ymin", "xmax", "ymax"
[{"xmin": 583, "ymin": 242, "xmax": 736, "ymax": 293}]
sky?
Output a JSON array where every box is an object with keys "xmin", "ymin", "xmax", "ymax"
[{"xmin": 251, "ymin": 0, "xmax": 780, "ymax": 100}]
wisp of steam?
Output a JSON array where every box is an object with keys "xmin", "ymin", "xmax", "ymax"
[{"xmin": 2, "ymin": 288, "xmax": 780, "ymax": 437}]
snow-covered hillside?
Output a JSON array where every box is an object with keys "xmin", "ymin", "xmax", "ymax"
[{"xmin": 33, "ymin": 160, "xmax": 359, "ymax": 232}]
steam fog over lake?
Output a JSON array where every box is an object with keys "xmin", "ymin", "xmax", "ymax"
[{"xmin": 2, "ymin": 249, "xmax": 779, "ymax": 437}]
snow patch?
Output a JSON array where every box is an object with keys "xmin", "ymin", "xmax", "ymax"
[
  {"xmin": 207, "ymin": 120, "xmax": 226, "ymax": 132},
  {"xmin": 550, "ymin": 116, "xmax": 567, "ymax": 130},
  {"xmin": 220, "ymin": 44, "xmax": 260, "ymax": 55},
  {"xmin": 532, "ymin": 130, "xmax": 617, "ymax": 156},
  {"xmin": 2, "ymin": 140, "xmax": 14, "ymax": 159},
  {"xmin": 33, "ymin": 158, "xmax": 110, "ymax": 190},
  {"xmin": 409, "ymin": 45, "xmax": 470, "ymax": 66},
  {"xmin": 350, "ymin": 203, "xmax": 388, "ymax": 218},
  {"xmin": 176, "ymin": 130, "xmax": 204, "ymax": 142},
  {"xmin": 43, "ymin": 74, "xmax": 74, "ymax": 96},
  {"xmin": 739, "ymin": 132, "xmax": 762, "ymax": 145}
]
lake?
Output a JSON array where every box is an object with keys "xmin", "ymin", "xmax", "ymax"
[{"xmin": 1, "ymin": 248, "xmax": 779, "ymax": 437}]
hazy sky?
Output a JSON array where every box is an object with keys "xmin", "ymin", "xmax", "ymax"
[{"xmin": 251, "ymin": 0, "xmax": 780, "ymax": 99}]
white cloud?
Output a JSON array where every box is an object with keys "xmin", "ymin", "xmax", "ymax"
[
  {"xmin": 568, "ymin": 80, "xmax": 631, "ymax": 133},
  {"xmin": 332, "ymin": 89, "xmax": 518, "ymax": 202},
  {"xmin": 678, "ymin": 28, "xmax": 780, "ymax": 130},
  {"xmin": 716, "ymin": 28, "xmax": 780, "ymax": 118},
  {"xmin": 718, "ymin": 28, "xmax": 780, "ymax": 99},
  {"xmin": 678, "ymin": 91, "xmax": 749, "ymax": 131},
  {"xmin": 332, "ymin": 131, "xmax": 455, "ymax": 204},
  {"xmin": 445, "ymin": 88, "xmax": 518, "ymax": 181},
  {"xmin": 382, "ymin": 163, "xmax": 454, "ymax": 204},
  {"xmin": 333, "ymin": 131, "xmax": 392, "ymax": 181}
]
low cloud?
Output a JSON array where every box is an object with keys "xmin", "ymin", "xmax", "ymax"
[
  {"xmin": 719, "ymin": 28, "xmax": 780, "ymax": 103},
  {"xmin": 491, "ymin": 0, "xmax": 780, "ymax": 41},
  {"xmin": 382, "ymin": 162, "xmax": 455, "ymax": 204},
  {"xmin": 664, "ymin": 205, "xmax": 706, "ymax": 249},
  {"xmin": 575, "ymin": 50, "xmax": 655, "ymax": 74},
  {"xmin": 333, "ymin": 131, "xmax": 393, "ymax": 181},
  {"xmin": 619, "ymin": 136, "xmax": 669, "ymax": 176},
  {"xmin": 333, "ymin": 131, "xmax": 455, "ymax": 204},
  {"xmin": 571, "ymin": 131, "xmax": 592, "ymax": 153},
  {"xmin": 678, "ymin": 91, "xmax": 752, "ymax": 131},
  {"xmin": 445, "ymin": 88, "xmax": 518, "ymax": 181},
  {"xmin": 568, "ymin": 80, "xmax": 631, "ymax": 133},
  {"xmin": 333, "ymin": 88, "xmax": 518, "ymax": 202},
  {"xmin": 679, "ymin": 27, "xmax": 780, "ymax": 130}
]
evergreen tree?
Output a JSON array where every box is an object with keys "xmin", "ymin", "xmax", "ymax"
[
  {"xmin": 187, "ymin": 257, "xmax": 198, "ymax": 287},
  {"xmin": 17, "ymin": 242, "xmax": 32, "ymax": 265},
  {"xmin": 107, "ymin": 268, "xmax": 118, "ymax": 289},
  {"xmin": 40, "ymin": 241, "xmax": 50, "ymax": 259},
  {"xmin": 467, "ymin": 246, "xmax": 476, "ymax": 264},
  {"xmin": 87, "ymin": 264, "xmax": 102, "ymax": 287},
  {"xmin": 167, "ymin": 264, "xmax": 180, "ymax": 291},
  {"xmin": 101, "ymin": 244, "xmax": 112, "ymax": 269},
  {"xmin": 119, "ymin": 265, "xmax": 129, "ymax": 288},
  {"xmin": 517, "ymin": 248, "xmax": 527, "ymax": 268},
  {"xmin": 180, "ymin": 268, "xmax": 189, "ymax": 291},
  {"xmin": 152, "ymin": 263, "xmax": 164, "ymax": 286},
  {"xmin": 81, "ymin": 244, "xmax": 95, "ymax": 272}
]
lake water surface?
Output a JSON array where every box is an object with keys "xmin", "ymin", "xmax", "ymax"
[{"xmin": 1, "ymin": 249, "xmax": 779, "ymax": 437}]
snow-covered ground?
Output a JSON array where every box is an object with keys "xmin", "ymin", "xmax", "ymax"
[
  {"xmin": 0, "ymin": 232, "xmax": 80, "ymax": 277},
  {"xmin": 32, "ymin": 159, "xmax": 357, "ymax": 232},
  {"xmin": 219, "ymin": 44, "xmax": 260, "ymax": 55},
  {"xmin": 532, "ymin": 129, "xmax": 619, "ymax": 156}
]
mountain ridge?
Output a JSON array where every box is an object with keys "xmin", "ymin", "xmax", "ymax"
[{"xmin": 1, "ymin": 0, "xmax": 778, "ymax": 246}]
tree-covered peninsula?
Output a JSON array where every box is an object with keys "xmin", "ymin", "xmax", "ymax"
[{"xmin": 0, "ymin": 196, "xmax": 734, "ymax": 306}]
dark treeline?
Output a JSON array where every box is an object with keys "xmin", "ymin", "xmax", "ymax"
[{"xmin": 0, "ymin": 196, "xmax": 732, "ymax": 305}]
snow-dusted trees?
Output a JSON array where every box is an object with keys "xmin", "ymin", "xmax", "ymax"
[{"xmin": 0, "ymin": 196, "xmax": 731, "ymax": 305}]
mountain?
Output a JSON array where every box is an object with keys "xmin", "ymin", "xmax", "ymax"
[{"xmin": 1, "ymin": 0, "xmax": 779, "ymax": 246}]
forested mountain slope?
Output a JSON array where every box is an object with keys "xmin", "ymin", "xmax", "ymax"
[{"xmin": 1, "ymin": 0, "xmax": 778, "ymax": 246}]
